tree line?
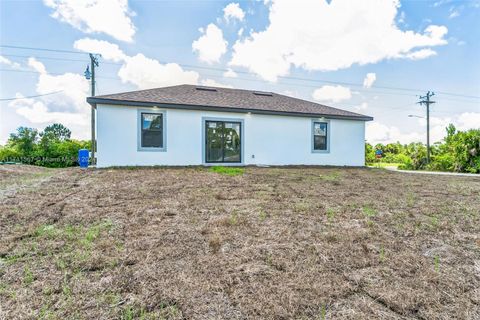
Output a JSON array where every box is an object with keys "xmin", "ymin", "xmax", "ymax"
[
  {"xmin": 1, "ymin": 123, "xmax": 479, "ymax": 172},
  {"xmin": 366, "ymin": 124, "xmax": 480, "ymax": 173},
  {"xmin": 0, "ymin": 124, "xmax": 90, "ymax": 167}
]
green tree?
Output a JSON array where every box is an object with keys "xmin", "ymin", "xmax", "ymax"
[
  {"xmin": 365, "ymin": 142, "xmax": 376, "ymax": 163},
  {"xmin": 41, "ymin": 123, "xmax": 71, "ymax": 142},
  {"xmin": 435, "ymin": 124, "xmax": 480, "ymax": 173},
  {"xmin": 7, "ymin": 127, "xmax": 38, "ymax": 156},
  {"xmin": 1, "ymin": 124, "xmax": 90, "ymax": 167}
]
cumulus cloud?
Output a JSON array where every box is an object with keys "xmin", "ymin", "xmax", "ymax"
[
  {"xmin": 402, "ymin": 48, "xmax": 437, "ymax": 60},
  {"xmin": 73, "ymin": 38, "xmax": 127, "ymax": 62},
  {"xmin": 367, "ymin": 112, "xmax": 480, "ymax": 144},
  {"xmin": 355, "ymin": 102, "xmax": 368, "ymax": 111},
  {"xmin": 43, "ymin": 0, "xmax": 136, "ymax": 42},
  {"xmin": 223, "ymin": 68, "xmax": 238, "ymax": 78},
  {"xmin": 312, "ymin": 85, "xmax": 352, "ymax": 103},
  {"xmin": 27, "ymin": 58, "xmax": 89, "ymax": 113},
  {"xmin": 366, "ymin": 122, "xmax": 424, "ymax": 145},
  {"xmin": 14, "ymin": 98, "xmax": 87, "ymax": 127},
  {"xmin": 200, "ymin": 79, "xmax": 234, "ymax": 88},
  {"xmin": 74, "ymin": 39, "xmax": 201, "ymax": 89},
  {"xmin": 118, "ymin": 54, "xmax": 199, "ymax": 89},
  {"xmin": 0, "ymin": 55, "xmax": 22, "ymax": 69},
  {"xmin": 363, "ymin": 73, "xmax": 376, "ymax": 88},
  {"xmin": 223, "ymin": 3, "xmax": 245, "ymax": 22},
  {"xmin": 229, "ymin": 0, "xmax": 448, "ymax": 81},
  {"xmin": 28, "ymin": 58, "xmax": 47, "ymax": 74},
  {"xmin": 192, "ymin": 24, "xmax": 228, "ymax": 64},
  {"xmin": 9, "ymin": 59, "xmax": 91, "ymax": 140}
]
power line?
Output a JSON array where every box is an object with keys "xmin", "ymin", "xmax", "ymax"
[
  {"xmin": 2, "ymin": 67, "xmax": 478, "ymax": 109},
  {"xmin": 2, "ymin": 54, "xmax": 89, "ymax": 63},
  {"xmin": 0, "ymin": 68, "xmax": 119, "ymax": 80},
  {"xmin": 0, "ymin": 90, "xmax": 64, "ymax": 101},
  {"xmin": 2, "ymin": 44, "xmax": 479, "ymax": 100},
  {"xmin": 0, "ymin": 45, "xmax": 88, "ymax": 55},
  {"xmin": 0, "ymin": 67, "xmax": 423, "ymax": 100}
]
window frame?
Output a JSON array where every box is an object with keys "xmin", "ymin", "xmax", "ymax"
[
  {"xmin": 311, "ymin": 119, "xmax": 330, "ymax": 153},
  {"xmin": 204, "ymin": 120, "xmax": 242, "ymax": 164},
  {"xmin": 137, "ymin": 109, "xmax": 167, "ymax": 152},
  {"xmin": 202, "ymin": 117, "xmax": 244, "ymax": 165}
]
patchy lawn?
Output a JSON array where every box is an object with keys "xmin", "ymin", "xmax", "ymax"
[{"xmin": 1, "ymin": 165, "xmax": 479, "ymax": 319}]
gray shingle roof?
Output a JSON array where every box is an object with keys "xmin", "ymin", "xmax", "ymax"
[{"xmin": 87, "ymin": 84, "xmax": 373, "ymax": 121}]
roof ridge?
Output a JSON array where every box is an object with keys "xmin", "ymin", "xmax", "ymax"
[{"xmin": 88, "ymin": 84, "xmax": 373, "ymax": 121}]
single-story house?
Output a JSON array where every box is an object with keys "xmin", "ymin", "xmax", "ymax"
[{"xmin": 86, "ymin": 84, "xmax": 373, "ymax": 168}]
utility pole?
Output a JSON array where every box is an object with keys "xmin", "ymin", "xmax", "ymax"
[
  {"xmin": 85, "ymin": 54, "xmax": 99, "ymax": 165},
  {"xmin": 417, "ymin": 91, "xmax": 435, "ymax": 164}
]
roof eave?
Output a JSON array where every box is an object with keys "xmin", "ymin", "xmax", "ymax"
[{"xmin": 86, "ymin": 97, "xmax": 374, "ymax": 121}]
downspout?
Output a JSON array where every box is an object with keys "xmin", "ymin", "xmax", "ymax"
[{"xmin": 89, "ymin": 102, "xmax": 96, "ymax": 165}]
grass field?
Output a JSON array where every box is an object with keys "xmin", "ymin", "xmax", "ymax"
[{"xmin": 1, "ymin": 165, "xmax": 479, "ymax": 319}]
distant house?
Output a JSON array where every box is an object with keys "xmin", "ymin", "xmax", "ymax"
[{"xmin": 87, "ymin": 85, "xmax": 372, "ymax": 167}]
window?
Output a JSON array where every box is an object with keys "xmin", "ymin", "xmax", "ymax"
[
  {"xmin": 139, "ymin": 111, "xmax": 165, "ymax": 150},
  {"xmin": 312, "ymin": 121, "xmax": 328, "ymax": 152}
]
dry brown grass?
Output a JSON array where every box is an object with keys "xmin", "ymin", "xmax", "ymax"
[{"xmin": 1, "ymin": 165, "xmax": 479, "ymax": 319}]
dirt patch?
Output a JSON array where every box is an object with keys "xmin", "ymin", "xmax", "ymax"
[{"xmin": 1, "ymin": 166, "xmax": 479, "ymax": 319}]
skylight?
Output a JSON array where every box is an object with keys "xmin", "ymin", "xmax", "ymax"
[
  {"xmin": 253, "ymin": 91, "xmax": 273, "ymax": 97},
  {"xmin": 195, "ymin": 87, "xmax": 217, "ymax": 92}
]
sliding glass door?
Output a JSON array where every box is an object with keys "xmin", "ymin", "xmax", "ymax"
[{"xmin": 205, "ymin": 120, "xmax": 241, "ymax": 163}]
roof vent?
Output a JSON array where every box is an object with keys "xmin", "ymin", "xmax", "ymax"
[
  {"xmin": 253, "ymin": 91, "xmax": 273, "ymax": 97},
  {"xmin": 196, "ymin": 86, "xmax": 217, "ymax": 92}
]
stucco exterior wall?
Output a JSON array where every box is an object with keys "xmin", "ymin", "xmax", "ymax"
[{"xmin": 96, "ymin": 104, "xmax": 366, "ymax": 167}]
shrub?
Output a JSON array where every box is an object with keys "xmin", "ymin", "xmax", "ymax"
[
  {"xmin": 367, "ymin": 125, "xmax": 479, "ymax": 173},
  {"xmin": 0, "ymin": 124, "xmax": 90, "ymax": 167}
]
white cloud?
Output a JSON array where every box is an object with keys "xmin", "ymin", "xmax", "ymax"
[
  {"xmin": 73, "ymin": 38, "xmax": 200, "ymax": 89},
  {"xmin": 229, "ymin": 0, "xmax": 448, "ymax": 81},
  {"xmin": 312, "ymin": 85, "xmax": 352, "ymax": 103},
  {"xmin": 282, "ymin": 90, "xmax": 298, "ymax": 98},
  {"xmin": 223, "ymin": 68, "xmax": 238, "ymax": 78},
  {"xmin": 9, "ymin": 59, "xmax": 91, "ymax": 140},
  {"xmin": 200, "ymin": 79, "xmax": 234, "ymax": 88},
  {"xmin": 43, "ymin": 0, "xmax": 136, "ymax": 42},
  {"xmin": 14, "ymin": 98, "xmax": 87, "ymax": 127},
  {"xmin": 402, "ymin": 48, "xmax": 437, "ymax": 60},
  {"xmin": 28, "ymin": 58, "xmax": 47, "ymax": 74},
  {"xmin": 363, "ymin": 73, "xmax": 376, "ymax": 88},
  {"xmin": 223, "ymin": 3, "xmax": 245, "ymax": 22},
  {"xmin": 449, "ymin": 9, "xmax": 460, "ymax": 18},
  {"xmin": 27, "ymin": 58, "xmax": 89, "ymax": 113},
  {"xmin": 355, "ymin": 102, "xmax": 368, "ymax": 111},
  {"xmin": 455, "ymin": 112, "xmax": 480, "ymax": 131},
  {"xmin": 0, "ymin": 55, "xmax": 10, "ymax": 65},
  {"xmin": 0, "ymin": 55, "xmax": 22, "ymax": 69},
  {"xmin": 367, "ymin": 112, "xmax": 480, "ymax": 144},
  {"xmin": 238, "ymin": 28, "xmax": 244, "ymax": 37},
  {"xmin": 73, "ymin": 38, "xmax": 127, "ymax": 62},
  {"xmin": 366, "ymin": 122, "xmax": 424, "ymax": 144},
  {"xmin": 118, "ymin": 54, "xmax": 199, "ymax": 89},
  {"xmin": 397, "ymin": 11, "xmax": 406, "ymax": 24},
  {"xmin": 192, "ymin": 23, "xmax": 228, "ymax": 64}
]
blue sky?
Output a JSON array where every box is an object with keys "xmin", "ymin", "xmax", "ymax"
[{"xmin": 1, "ymin": 0, "xmax": 479, "ymax": 145}]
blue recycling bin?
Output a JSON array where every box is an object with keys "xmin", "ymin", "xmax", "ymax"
[{"xmin": 78, "ymin": 149, "xmax": 89, "ymax": 168}]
